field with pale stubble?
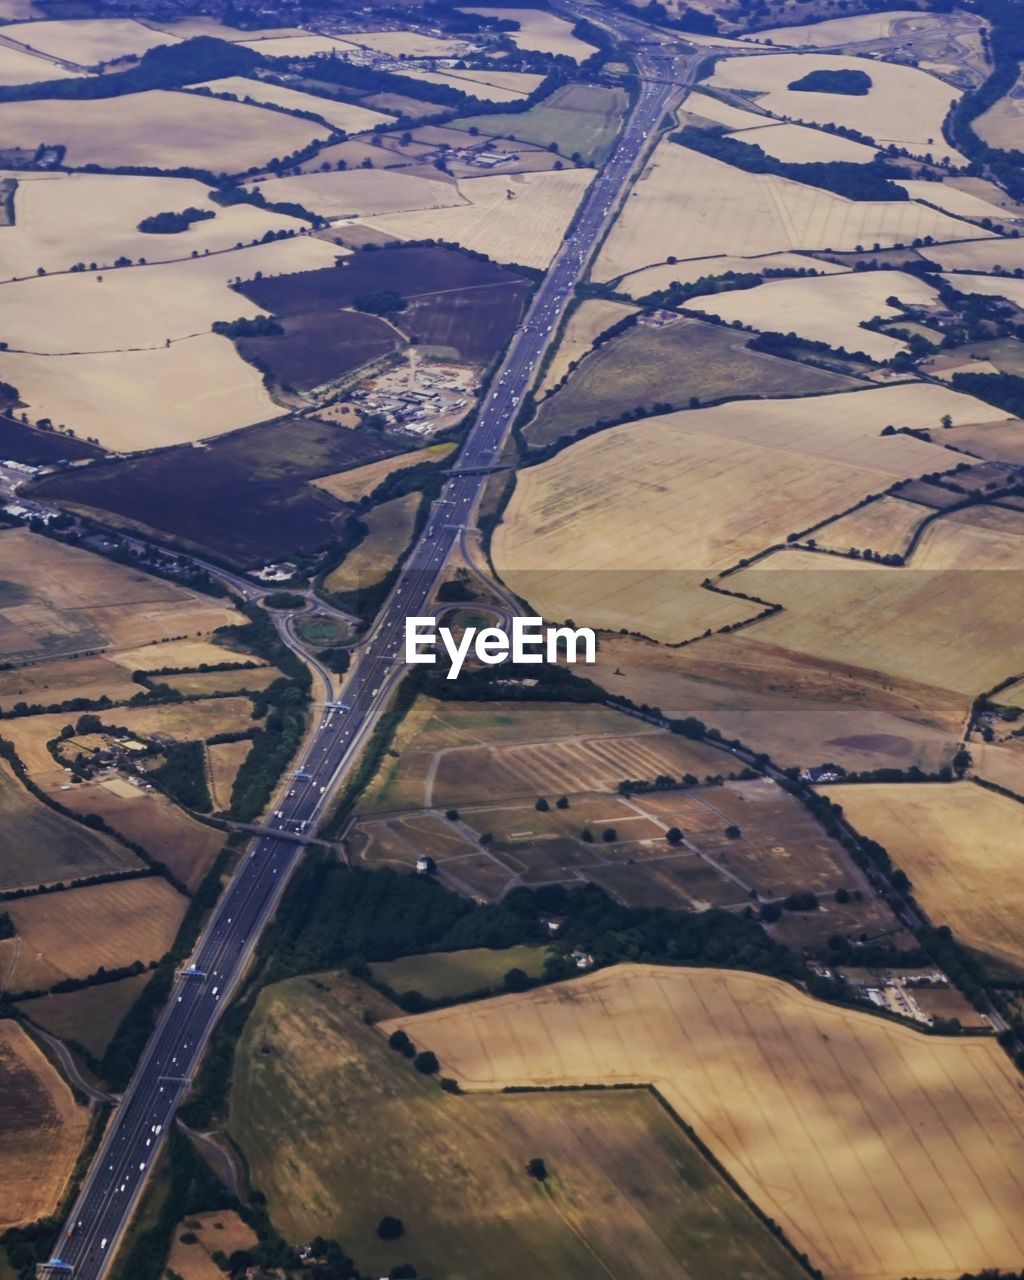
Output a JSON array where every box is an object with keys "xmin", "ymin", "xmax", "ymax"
[{"xmin": 385, "ymin": 964, "xmax": 1024, "ymax": 1280}]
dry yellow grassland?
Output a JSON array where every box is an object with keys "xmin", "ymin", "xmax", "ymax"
[
  {"xmin": 684, "ymin": 90, "xmax": 768, "ymax": 129},
  {"xmin": 925, "ymin": 236, "xmax": 1024, "ymax": 272},
  {"xmin": 593, "ymin": 144, "xmax": 986, "ymax": 281},
  {"xmin": 745, "ymin": 10, "xmax": 941, "ymax": 45},
  {"xmin": 336, "ymin": 30, "xmax": 474, "ymax": 57},
  {"xmin": 708, "ymin": 52, "xmax": 964, "ymax": 163},
  {"xmin": 811, "ymin": 495, "xmax": 926, "ymax": 556},
  {"xmin": 361, "ymin": 167, "xmax": 594, "ymax": 269},
  {"xmin": 686, "ymin": 269, "xmax": 942, "ymax": 360},
  {"xmin": 728, "ymin": 536, "xmax": 1024, "ymax": 697},
  {"xmin": 385, "ymin": 964, "xmax": 1024, "ymax": 1280},
  {"xmin": 897, "ymin": 179, "xmax": 1011, "ymax": 221},
  {"xmin": 314, "ymin": 442, "xmax": 455, "ymax": 503},
  {"xmin": 197, "ymin": 77, "xmax": 393, "ymax": 131},
  {"xmin": 974, "ymin": 71, "xmax": 1024, "ymax": 150},
  {"xmin": 236, "ymin": 34, "xmax": 356, "ymax": 57},
  {"xmin": 820, "ymin": 782, "xmax": 1024, "ymax": 971},
  {"xmin": 460, "ymin": 7, "xmax": 596, "ymax": 59},
  {"xmin": 616, "ymin": 251, "xmax": 846, "ymax": 295},
  {"xmin": 252, "ymin": 167, "xmax": 463, "ymax": 218},
  {"xmin": 0, "ymin": 1021, "xmax": 89, "ymax": 1229},
  {"xmin": 910, "ymin": 504, "xmax": 1024, "ymax": 569},
  {"xmin": 729, "ymin": 120, "xmax": 880, "ymax": 164},
  {"xmin": 0, "ymin": 90, "xmax": 326, "ymax": 171},
  {"xmin": 401, "ymin": 67, "xmax": 543, "ymax": 102},
  {"xmin": 0, "ymin": 43, "xmax": 82, "ymax": 82},
  {"xmin": 325, "ymin": 493, "xmax": 420, "ymax": 593},
  {"xmin": 940, "ymin": 271, "xmax": 1024, "ymax": 307},
  {"xmin": 537, "ymin": 298, "xmax": 636, "ymax": 392},
  {"xmin": 1, "ymin": 16, "xmax": 178, "ymax": 63},
  {"xmin": 0, "ymin": 170, "xmax": 312, "ymax": 280}
]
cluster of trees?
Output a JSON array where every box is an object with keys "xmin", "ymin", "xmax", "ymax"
[
  {"xmin": 137, "ymin": 207, "xmax": 215, "ymax": 234},
  {"xmin": 212, "ymin": 315, "xmax": 283, "ymax": 339},
  {"xmin": 671, "ymin": 125, "xmax": 907, "ymax": 202},
  {"xmin": 353, "ymin": 289, "xmax": 407, "ymax": 316},
  {"xmin": 950, "ymin": 370, "xmax": 1024, "ymax": 418},
  {"xmin": 787, "ymin": 68, "xmax": 872, "ymax": 95},
  {"xmin": 149, "ymin": 740, "xmax": 213, "ymax": 813}
]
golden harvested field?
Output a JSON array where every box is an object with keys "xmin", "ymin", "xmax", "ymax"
[
  {"xmin": 975, "ymin": 70, "xmax": 1024, "ymax": 149},
  {"xmin": 708, "ymin": 53, "xmax": 964, "ymax": 163},
  {"xmin": 4, "ymin": 875, "xmax": 187, "ymax": 992},
  {"xmin": 683, "ymin": 90, "xmax": 768, "ymax": 130},
  {"xmin": 1, "ymin": 235, "xmax": 341, "ymax": 355},
  {"xmin": 231, "ymin": 972, "xmax": 807, "ymax": 1280},
  {"xmin": 402, "ymin": 67, "xmax": 543, "ymax": 103},
  {"xmin": 941, "ymin": 271, "xmax": 1024, "ymax": 307},
  {"xmin": 361, "ymin": 166, "xmax": 594, "ymax": 270},
  {"xmin": 729, "ymin": 538, "xmax": 1024, "ymax": 698},
  {"xmin": 0, "ymin": 528, "xmax": 243, "ymax": 665},
  {"xmin": 108, "ymin": 638, "xmax": 255, "ymax": 671},
  {"xmin": 237, "ymin": 34, "xmax": 353, "ymax": 57},
  {"xmin": 326, "ymin": 493, "xmax": 420, "ymax": 593},
  {"xmin": 197, "ymin": 76, "xmax": 393, "ymax": 131},
  {"xmin": 1, "ymin": 335, "xmax": 278, "ymax": 449},
  {"xmin": 390, "ymin": 964, "xmax": 1024, "ymax": 1280},
  {"xmin": 585, "ymin": 629, "xmax": 964, "ymax": 774},
  {"xmin": 686, "ymin": 269, "xmax": 941, "ymax": 360},
  {"xmin": 252, "ymin": 166, "xmax": 461, "ymax": 218},
  {"xmin": 0, "ymin": 170, "xmax": 312, "ymax": 282},
  {"xmin": 0, "ymin": 90, "xmax": 326, "ymax": 172},
  {"xmin": 910, "ymin": 503, "xmax": 1024, "ymax": 569},
  {"xmin": 897, "ymin": 180, "xmax": 1010, "ymax": 221},
  {"xmin": 208, "ymin": 738, "xmax": 252, "ymax": 812},
  {"xmin": 20, "ymin": 971, "xmax": 151, "ymax": 1058},
  {"xmin": 461, "ymin": 7, "xmax": 595, "ymax": 59},
  {"xmin": 538, "ymin": 298, "xmax": 636, "ymax": 394},
  {"xmin": 163, "ymin": 666, "xmax": 279, "ymax": 696},
  {"xmin": 746, "ymin": 10, "xmax": 950, "ymax": 46},
  {"xmin": 617, "ymin": 251, "xmax": 846, "ymax": 296},
  {"xmin": 811, "ymin": 495, "xmax": 926, "ymax": 556},
  {"xmin": 820, "ymin": 782, "xmax": 1024, "ymax": 971},
  {"xmin": 0, "ymin": 1021, "xmax": 89, "ymax": 1230},
  {"xmin": 337, "ymin": 29, "xmax": 474, "ymax": 57},
  {"xmin": 971, "ymin": 739, "xmax": 1024, "ymax": 797},
  {"xmin": 166, "ymin": 1211, "xmax": 258, "ymax": 1280},
  {"xmin": 0, "ymin": 43, "xmax": 82, "ymax": 83},
  {"xmin": 2, "ymin": 16, "xmax": 177, "ymax": 63},
  {"xmin": 925, "ymin": 236, "xmax": 1024, "ymax": 273},
  {"xmin": 59, "ymin": 780, "xmax": 226, "ymax": 890},
  {"xmin": 494, "ymin": 384, "xmax": 987, "ymax": 641},
  {"xmin": 0, "ymin": 654, "xmax": 139, "ymax": 709},
  {"xmin": 730, "ymin": 120, "xmax": 879, "ymax": 164},
  {"xmin": 314, "ymin": 442, "xmax": 454, "ymax": 503},
  {"xmin": 594, "ymin": 144, "xmax": 984, "ymax": 282},
  {"xmin": 0, "ymin": 759, "xmax": 139, "ymax": 891}
]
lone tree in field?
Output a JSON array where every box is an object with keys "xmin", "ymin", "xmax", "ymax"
[
  {"xmin": 666, "ymin": 826, "xmax": 683, "ymax": 845},
  {"xmin": 377, "ymin": 1215, "xmax": 404, "ymax": 1240},
  {"xmin": 527, "ymin": 1157, "xmax": 548, "ymax": 1181},
  {"xmin": 504, "ymin": 967, "xmax": 530, "ymax": 992},
  {"xmin": 535, "ymin": 797, "xmax": 550, "ymax": 811},
  {"xmin": 556, "ymin": 796, "xmax": 569, "ymax": 809},
  {"xmin": 415, "ymin": 1050, "xmax": 439, "ymax": 1075}
]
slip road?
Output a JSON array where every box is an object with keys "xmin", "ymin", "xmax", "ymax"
[{"xmin": 43, "ymin": 21, "xmax": 688, "ymax": 1278}]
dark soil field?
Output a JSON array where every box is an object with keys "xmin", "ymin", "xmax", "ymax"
[
  {"xmin": 236, "ymin": 246, "xmax": 531, "ymax": 375},
  {"xmin": 526, "ymin": 317, "xmax": 860, "ymax": 449},
  {"xmin": 33, "ymin": 418, "xmax": 397, "ymax": 567},
  {"xmin": 0, "ymin": 415, "xmax": 101, "ymax": 465},
  {"xmin": 237, "ymin": 309, "xmax": 399, "ymax": 393}
]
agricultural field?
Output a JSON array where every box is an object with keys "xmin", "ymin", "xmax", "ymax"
[
  {"xmin": 235, "ymin": 34, "xmax": 354, "ymax": 57},
  {"xmin": 537, "ymin": 298, "xmax": 636, "ymax": 394},
  {"xmin": 0, "ymin": 654, "xmax": 140, "ymax": 709},
  {"xmin": 819, "ymin": 782, "xmax": 1024, "ymax": 974},
  {"xmin": 809, "ymin": 495, "xmax": 927, "ymax": 557},
  {"xmin": 0, "ymin": 91, "xmax": 327, "ymax": 172},
  {"xmin": 369, "ymin": 945, "xmax": 550, "ymax": 1000},
  {"xmin": 0, "ymin": 1021, "xmax": 89, "ymax": 1230},
  {"xmin": 684, "ymin": 270, "xmax": 943, "ymax": 361},
  {"xmin": 455, "ymin": 84, "xmax": 629, "ymax": 164},
  {"xmin": 461, "ymin": 7, "xmax": 596, "ymax": 59},
  {"xmin": 325, "ymin": 493, "xmax": 420, "ymax": 594},
  {"xmin": 196, "ymin": 76, "xmax": 393, "ymax": 132},
  {"xmin": 391, "ymin": 964, "xmax": 1024, "ymax": 1280},
  {"xmin": 314, "ymin": 442, "xmax": 455, "ymax": 503},
  {"xmin": 617, "ymin": 251, "xmax": 847, "ymax": 298},
  {"xmin": 496, "ymin": 383, "xmax": 988, "ymax": 641},
  {"xmin": 728, "ymin": 120, "xmax": 879, "ymax": 164},
  {"xmin": 974, "ymin": 70, "xmax": 1024, "ymax": 150},
  {"xmin": 165, "ymin": 1211, "xmax": 258, "ymax": 1280},
  {"xmin": 207, "ymin": 738, "xmax": 253, "ymax": 812},
  {"xmin": 34, "ymin": 417, "xmax": 396, "ymax": 567},
  {"xmin": 594, "ymin": 143, "xmax": 985, "ymax": 282},
  {"xmin": 401, "ymin": 67, "xmax": 543, "ymax": 103},
  {"xmin": 0, "ymin": 528, "xmax": 243, "ymax": 666},
  {"xmin": 940, "ymin": 271, "xmax": 1024, "ymax": 308},
  {"xmin": 1, "ymin": 875, "xmax": 187, "ymax": 993},
  {"xmin": 1, "ymin": 16, "xmax": 178, "ymax": 64},
  {"xmin": 0, "ymin": 170, "xmax": 313, "ymax": 282},
  {"xmin": 925, "ymin": 236, "xmax": 1024, "ymax": 273},
  {"xmin": 20, "ymin": 971, "xmax": 152, "ymax": 1058},
  {"xmin": 0, "ymin": 759, "xmax": 139, "ymax": 891},
  {"xmin": 360, "ymin": 167, "xmax": 594, "ymax": 270},
  {"xmin": 230, "ymin": 971, "xmax": 807, "ymax": 1280},
  {"xmin": 252, "ymin": 167, "xmax": 463, "ymax": 219},
  {"xmin": 707, "ymin": 53, "xmax": 965, "ymax": 163},
  {"xmin": 896, "ymin": 180, "xmax": 1010, "ymax": 222},
  {"xmin": 526, "ymin": 315, "xmax": 860, "ymax": 448},
  {"xmin": 336, "ymin": 29, "xmax": 474, "ymax": 58},
  {"xmin": 0, "ymin": 43, "xmax": 83, "ymax": 84}
]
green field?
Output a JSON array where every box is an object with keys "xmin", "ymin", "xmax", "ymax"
[
  {"xmin": 455, "ymin": 84, "xmax": 629, "ymax": 164},
  {"xmin": 370, "ymin": 946, "xmax": 550, "ymax": 1000},
  {"xmin": 294, "ymin": 614, "xmax": 352, "ymax": 647},
  {"xmin": 527, "ymin": 317, "xmax": 858, "ymax": 448},
  {"xmin": 229, "ymin": 972, "xmax": 808, "ymax": 1280},
  {"xmin": 20, "ymin": 972, "xmax": 151, "ymax": 1058},
  {"xmin": 0, "ymin": 761, "xmax": 140, "ymax": 891}
]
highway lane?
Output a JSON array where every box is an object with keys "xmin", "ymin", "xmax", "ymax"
[{"xmin": 43, "ymin": 27, "xmax": 690, "ymax": 1279}]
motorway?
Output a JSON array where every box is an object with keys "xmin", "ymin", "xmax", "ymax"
[{"xmin": 43, "ymin": 20, "xmax": 689, "ymax": 1278}]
